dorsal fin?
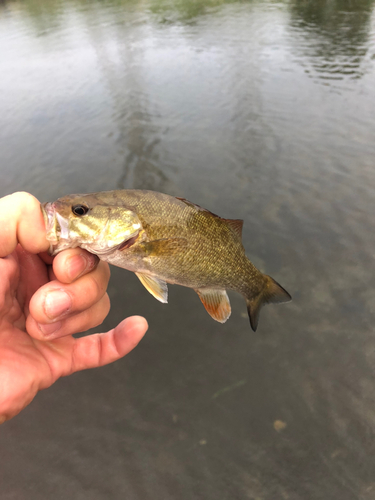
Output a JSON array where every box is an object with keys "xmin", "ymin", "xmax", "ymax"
[
  {"xmin": 176, "ymin": 197, "xmax": 243, "ymax": 239},
  {"xmin": 224, "ymin": 219, "xmax": 243, "ymax": 239},
  {"xmin": 176, "ymin": 197, "xmax": 220, "ymax": 217}
]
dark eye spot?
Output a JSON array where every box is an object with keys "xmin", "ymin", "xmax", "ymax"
[{"xmin": 72, "ymin": 204, "xmax": 89, "ymax": 216}]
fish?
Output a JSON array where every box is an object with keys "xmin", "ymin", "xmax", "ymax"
[{"xmin": 41, "ymin": 190, "xmax": 291, "ymax": 331}]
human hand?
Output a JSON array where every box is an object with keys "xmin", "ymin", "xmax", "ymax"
[{"xmin": 0, "ymin": 192, "xmax": 148, "ymax": 422}]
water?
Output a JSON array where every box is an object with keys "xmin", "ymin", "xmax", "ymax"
[{"xmin": 1, "ymin": 0, "xmax": 375, "ymax": 498}]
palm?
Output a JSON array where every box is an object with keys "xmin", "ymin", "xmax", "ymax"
[
  {"xmin": 0, "ymin": 246, "xmax": 147, "ymax": 422},
  {"xmin": 0, "ymin": 249, "xmax": 57, "ymax": 415},
  {"xmin": 0, "ymin": 192, "xmax": 147, "ymax": 422}
]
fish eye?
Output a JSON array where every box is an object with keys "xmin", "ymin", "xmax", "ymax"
[{"xmin": 72, "ymin": 204, "xmax": 89, "ymax": 216}]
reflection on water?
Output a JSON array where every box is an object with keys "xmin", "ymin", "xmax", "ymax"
[
  {"xmin": 289, "ymin": 0, "xmax": 375, "ymax": 82},
  {"xmin": 85, "ymin": 14, "xmax": 179, "ymax": 193},
  {"xmin": 150, "ymin": 0, "xmax": 254, "ymax": 22},
  {"xmin": 1, "ymin": 0, "xmax": 375, "ymax": 499}
]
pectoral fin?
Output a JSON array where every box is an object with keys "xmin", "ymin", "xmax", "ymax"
[
  {"xmin": 136, "ymin": 273, "xmax": 168, "ymax": 303},
  {"xmin": 138, "ymin": 238, "xmax": 187, "ymax": 257},
  {"xmin": 195, "ymin": 289, "xmax": 231, "ymax": 323}
]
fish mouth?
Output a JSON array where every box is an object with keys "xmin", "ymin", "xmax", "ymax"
[{"xmin": 41, "ymin": 202, "xmax": 71, "ymax": 255}]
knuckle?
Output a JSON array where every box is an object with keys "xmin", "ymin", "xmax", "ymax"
[
  {"xmin": 12, "ymin": 192, "xmax": 40, "ymax": 212},
  {"xmin": 91, "ymin": 266, "xmax": 109, "ymax": 298},
  {"xmin": 91, "ymin": 274, "xmax": 105, "ymax": 300}
]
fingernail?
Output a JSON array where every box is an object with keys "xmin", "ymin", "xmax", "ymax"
[
  {"xmin": 38, "ymin": 321, "xmax": 62, "ymax": 337},
  {"xmin": 67, "ymin": 253, "xmax": 96, "ymax": 281},
  {"xmin": 44, "ymin": 290, "xmax": 72, "ymax": 319}
]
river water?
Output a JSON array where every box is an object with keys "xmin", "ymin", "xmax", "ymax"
[{"xmin": 1, "ymin": 0, "xmax": 375, "ymax": 499}]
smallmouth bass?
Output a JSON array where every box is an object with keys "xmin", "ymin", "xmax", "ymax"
[{"xmin": 42, "ymin": 190, "xmax": 291, "ymax": 331}]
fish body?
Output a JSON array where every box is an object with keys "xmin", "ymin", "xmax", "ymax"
[{"xmin": 42, "ymin": 190, "xmax": 291, "ymax": 330}]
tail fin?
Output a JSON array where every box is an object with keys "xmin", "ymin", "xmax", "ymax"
[{"xmin": 246, "ymin": 275, "xmax": 291, "ymax": 332}]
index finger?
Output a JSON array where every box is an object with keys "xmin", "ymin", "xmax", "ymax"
[
  {"xmin": 51, "ymin": 249, "xmax": 100, "ymax": 284},
  {"xmin": 0, "ymin": 192, "xmax": 49, "ymax": 257}
]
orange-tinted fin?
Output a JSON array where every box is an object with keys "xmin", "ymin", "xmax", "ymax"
[
  {"xmin": 195, "ymin": 288, "xmax": 231, "ymax": 323},
  {"xmin": 224, "ymin": 219, "xmax": 243, "ymax": 239},
  {"xmin": 246, "ymin": 276, "xmax": 291, "ymax": 332},
  {"xmin": 138, "ymin": 238, "xmax": 187, "ymax": 257},
  {"xmin": 135, "ymin": 273, "xmax": 168, "ymax": 303}
]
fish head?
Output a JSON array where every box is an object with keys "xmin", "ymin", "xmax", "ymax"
[{"xmin": 41, "ymin": 193, "xmax": 143, "ymax": 256}]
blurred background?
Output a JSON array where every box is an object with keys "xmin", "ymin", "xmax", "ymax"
[{"xmin": 1, "ymin": 0, "xmax": 375, "ymax": 498}]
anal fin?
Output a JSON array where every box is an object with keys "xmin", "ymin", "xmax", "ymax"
[
  {"xmin": 195, "ymin": 289, "xmax": 231, "ymax": 323},
  {"xmin": 136, "ymin": 273, "xmax": 168, "ymax": 303}
]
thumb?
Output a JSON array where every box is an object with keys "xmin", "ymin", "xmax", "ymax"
[{"xmin": 0, "ymin": 192, "xmax": 49, "ymax": 257}]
